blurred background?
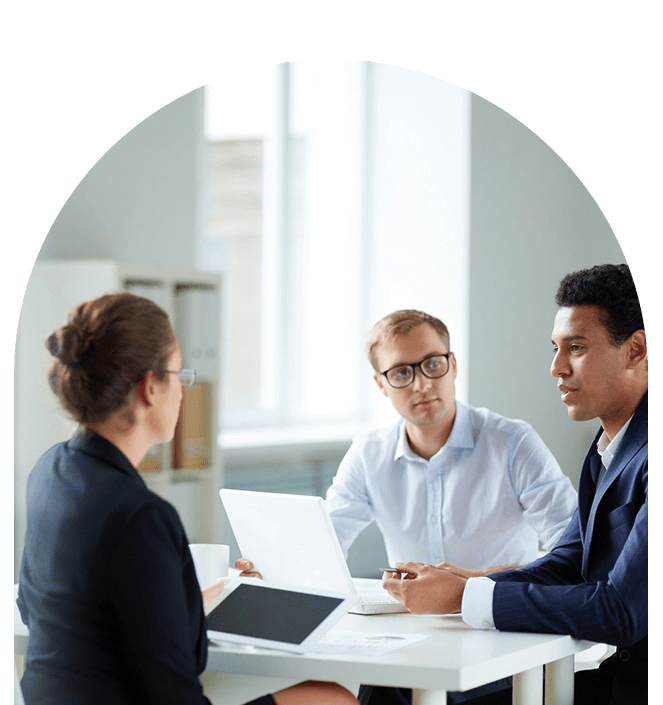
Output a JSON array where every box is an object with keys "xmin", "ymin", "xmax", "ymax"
[{"xmin": 14, "ymin": 61, "xmax": 624, "ymax": 581}]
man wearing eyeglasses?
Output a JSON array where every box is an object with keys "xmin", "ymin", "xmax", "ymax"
[{"xmin": 325, "ymin": 309, "xmax": 577, "ymax": 580}]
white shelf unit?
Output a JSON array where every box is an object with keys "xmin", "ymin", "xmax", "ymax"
[{"xmin": 14, "ymin": 259, "xmax": 224, "ymax": 577}]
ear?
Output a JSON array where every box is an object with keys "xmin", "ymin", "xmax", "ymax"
[
  {"xmin": 136, "ymin": 370, "xmax": 159, "ymax": 407},
  {"xmin": 449, "ymin": 352, "xmax": 458, "ymax": 379},
  {"xmin": 373, "ymin": 371, "xmax": 390, "ymax": 398},
  {"xmin": 625, "ymin": 330, "xmax": 647, "ymax": 369}
]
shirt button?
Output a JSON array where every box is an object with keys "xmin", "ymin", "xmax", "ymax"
[
  {"xmin": 619, "ymin": 650, "xmax": 630, "ymax": 662},
  {"xmin": 430, "ymin": 516, "xmax": 438, "ymax": 524}
]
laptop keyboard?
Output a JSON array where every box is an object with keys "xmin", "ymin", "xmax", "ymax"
[{"xmin": 359, "ymin": 592, "xmax": 401, "ymax": 605}]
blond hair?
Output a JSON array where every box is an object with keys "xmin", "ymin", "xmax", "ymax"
[{"xmin": 366, "ymin": 310, "xmax": 450, "ymax": 371}]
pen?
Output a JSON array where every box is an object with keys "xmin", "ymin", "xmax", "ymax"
[{"xmin": 379, "ymin": 567, "xmax": 401, "ymax": 573}]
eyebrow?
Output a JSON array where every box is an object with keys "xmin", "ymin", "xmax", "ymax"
[
  {"xmin": 385, "ymin": 352, "xmax": 447, "ymax": 368},
  {"xmin": 551, "ymin": 335, "xmax": 588, "ymax": 345}
]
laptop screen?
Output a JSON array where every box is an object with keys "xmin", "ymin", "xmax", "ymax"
[{"xmin": 219, "ymin": 489, "xmax": 356, "ymax": 593}]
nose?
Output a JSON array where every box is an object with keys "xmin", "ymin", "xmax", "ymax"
[{"xmin": 550, "ymin": 349, "xmax": 569, "ymax": 378}]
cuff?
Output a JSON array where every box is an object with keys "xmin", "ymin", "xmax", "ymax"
[{"xmin": 461, "ymin": 576, "xmax": 496, "ymax": 629}]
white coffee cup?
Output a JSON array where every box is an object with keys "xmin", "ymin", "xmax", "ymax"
[{"xmin": 189, "ymin": 543, "xmax": 230, "ymax": 589}]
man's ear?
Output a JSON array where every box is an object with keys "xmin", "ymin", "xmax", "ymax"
[
  {"xmin": 625, "ymin": 330, "xmax": 647, "ymax": 369},
  {"xmin": 449, "ymin": 352, "xmax": 458, "ymax": 379},
  {"xmin": 373, "ymin": 372, "xmax": 390, "ymax": 398}
]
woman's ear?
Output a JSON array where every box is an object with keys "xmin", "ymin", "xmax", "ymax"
[{"xmin": 136, "ymin": 370, "xmax": 157, "ymax": 406}]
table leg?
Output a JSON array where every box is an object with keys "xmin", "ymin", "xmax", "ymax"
[
  {"xmin": 15, "ymin": 655, "xmax": 24, "ymax": 678},
  {"xmin": 544, "ymin": 655, "xmax": 574, "ymax": 705},
  {"xmin": 412, "ymin": 687, "xmax": 448, "ymax": 705},
  {"xmin": 513, "ymin": 665, "xmax": 543, "ymax": 705}
]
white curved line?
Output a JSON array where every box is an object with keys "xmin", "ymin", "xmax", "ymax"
[
  {"xmin": 6, "ymin": 0, "xmax": 661, "ymax": 309},
  {"xmin": 0, "ymin": 30, "xmax": 294, "ymax": 310},
  {"xmin": 0, "ymin": 0, "xmax": 288, "ymax": 302},
  {"xmin": 3, "ymin": 30, "xmax": 661, "ymax": 316},
  {"xmin": 368, "ymin": 0, "xmax": 662, "ymax": 296},
  {"xmin": 6, "ymin": 0, "xmax": 661, "ymax": 324}
]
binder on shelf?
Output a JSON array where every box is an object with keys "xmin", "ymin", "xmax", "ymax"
[
  {"xmin": 137, "ymin": 444, "xmax": 163, "ymax": 472},
  {"xmin": 172, "ymin": 382, "xmax": 213, "ymax": 469},
  {"xmin": 174, "ymin": 287, "xmax": 219, "ymax": 379},
  {"xmin": 124, "ymin": 282, "xmax": 168, "ymax": 310}
]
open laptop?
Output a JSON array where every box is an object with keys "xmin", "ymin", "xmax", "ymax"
[{"xmin": 219, "ymin": 488, "xmax": 407, "ymax": 614}]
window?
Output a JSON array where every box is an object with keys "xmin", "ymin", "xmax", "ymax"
[
  {"xmin": 202, "ymin": 63, "xmax": 471, "ymax": 437},
  {"xmin": 200, "ymin": 62, "xmax": 369, "ymax": 431}
]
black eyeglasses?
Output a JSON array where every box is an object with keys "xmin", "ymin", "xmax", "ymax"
[
  {"xmin": 380, "ymin": 354, "xmax": 452, "ymax": 389},
  {"xmin": 166, "ymin": 368, "xmax": 197, "ymax": 389}
]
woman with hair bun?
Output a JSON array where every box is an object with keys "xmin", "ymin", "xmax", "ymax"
[{"xmin": 17, "ymin": 292, "xmax": 358, "ymax": 705}]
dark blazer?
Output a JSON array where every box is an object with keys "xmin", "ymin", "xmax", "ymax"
[
  {"xmin": 489, "ymin": 392, "xmax": 648, "ymax": 704},
  {"xmin": 17, "ymin": 431, "xmax": 212, "ymax": 705}
]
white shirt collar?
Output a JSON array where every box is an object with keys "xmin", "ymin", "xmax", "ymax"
[
  {"xmin": 394, "ymin": 401, "xmax": 474, "ymax": 461},
  {"xmin": 597, "ymin": 415, "xmax": 633, "ymax": 470}
]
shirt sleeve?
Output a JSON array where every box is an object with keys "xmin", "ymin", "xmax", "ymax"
[
  {"xmin": 509, "ymin": 424, "xmax": 578, "ymax": 550},
  {"xmin": 106, "ymin": 499, "xmax": 211, "ymax": 705},
  {"xmin": 325, "ymin": 441, "xmax": 375, "ymax": 557},
  {"xmin": 461, "ymin": 577, "xmax": 496, "ymax": 629}
]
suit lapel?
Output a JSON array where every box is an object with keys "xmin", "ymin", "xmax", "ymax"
[
  {"xmin": 593, "ymin": 420, "xmax": 647, "ymax": 505},
  {"xmin": 581, "ymin": 393, "xmax": 648, "ymax": 577}
]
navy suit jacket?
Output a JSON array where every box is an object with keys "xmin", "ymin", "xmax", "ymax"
[
  {"xmin": 489, "ymin": 393, "xmax": 647, "ymax": 702},
  {"xmin": 17, "ymin": 431, "xmax": 212, "ymax": 705}
]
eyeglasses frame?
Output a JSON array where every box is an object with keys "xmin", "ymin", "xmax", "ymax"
[
  {"xmin": 379, "ymin": 353, "xmax": 452, "ymax": 389},
  {"xmin": 166, "ymin": 368, "xmax": 197, "ymax": 389}
]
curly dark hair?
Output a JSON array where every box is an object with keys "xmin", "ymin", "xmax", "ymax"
[{"xmin": 555, "ymin": 264, "xmax": 644, "ymax": 345}]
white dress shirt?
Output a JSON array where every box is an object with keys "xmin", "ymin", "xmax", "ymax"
[
  {"xmin": 462, "ymin": 415, "xmax": 634, "ymax": 629},
  {"xmin": 325, "ymin": 401, "xmax": 577, "ymax": 569}
]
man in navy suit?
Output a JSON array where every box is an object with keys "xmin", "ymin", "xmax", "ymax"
[{"xmin": 383, "ymin": 263, "xmax": 648, "ymax": 705}]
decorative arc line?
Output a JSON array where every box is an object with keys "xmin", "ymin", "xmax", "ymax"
[{"xmin": 0, "ymin": 0, "xmax": 662, "ymax": 330}]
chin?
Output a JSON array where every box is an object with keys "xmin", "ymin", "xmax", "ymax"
[{"xmin": 566, "ymin": 405, "xmax": 595, "ymax": 423}]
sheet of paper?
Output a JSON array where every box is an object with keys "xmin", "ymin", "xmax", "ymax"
[{"xmin": 309, "ymin": 632, "xmax": 429, "ymax": 657}]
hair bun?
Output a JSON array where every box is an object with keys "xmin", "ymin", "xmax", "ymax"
[{"xmin": 45, "ymin": 325, "xmax": 92, "ymax": 367}]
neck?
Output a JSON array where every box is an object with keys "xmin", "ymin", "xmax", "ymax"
[
  {"xmin": 601, "ymin": 385, "xmax": 647, "ymax": 440},
  {"xmin": 405, "ymin": 409, "xmax": 456, "ymax": 461},
  {"xmin": 86, "ymin": 414, "xmax": 153, "ymax": 469}
]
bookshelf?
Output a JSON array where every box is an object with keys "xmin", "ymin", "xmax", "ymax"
[{"xmin": 14, "ymin": 260, "xmax": 223, "ymax": 575}]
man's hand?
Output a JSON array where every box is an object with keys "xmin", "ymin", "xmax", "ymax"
[
  {"xmin": 234, "ymin": 558, "xmax": 262, "ymax": 579},
  {"xmin": 433, "ymin": 562, "xmax": 484, "ymax": 578},
  {"xmin": 382, "ymin": 561, "xmax": 467, "ymax": 614},
  {"xmin": 434, "ymin": 561, "xmax": 522, "ymax": 577}
]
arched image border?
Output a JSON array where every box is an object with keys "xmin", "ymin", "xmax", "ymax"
[{"xmin": 0, "ymin": 0, "xmax": 661, "ymax": 701}]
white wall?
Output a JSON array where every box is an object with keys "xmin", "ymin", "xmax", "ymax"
[
  {"xmin": 468, "ymin": 94, "xmax": 625, "ymax": 487},
  {"xmin": 16, "ymin": 88, "xmax": 205, "ymax": 578},
  {"xmin": 38, "ymin": 88, "xmax": 205, "ymax": 267}
]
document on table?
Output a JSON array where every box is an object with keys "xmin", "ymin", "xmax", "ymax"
[
  {"xmin": 209, "ymin": 633, "xmax": 429, "ymax": 657},
  {"xmin": 309, "ymin": 632, "xmax": 429, "ymax": 657}
]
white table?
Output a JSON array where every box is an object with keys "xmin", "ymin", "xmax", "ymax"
[
  {"xmin": 14, "ymin": 591, "xmax": 593, "ymax": 705},
  {"xmin": 204, "ymin": 611, "xmax": 594, "ymax": 705}
]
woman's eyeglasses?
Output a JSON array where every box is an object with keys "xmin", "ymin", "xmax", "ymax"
[{"xmin": 166, "ymin": 368, "xmax": 197, "ymax": 389}]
